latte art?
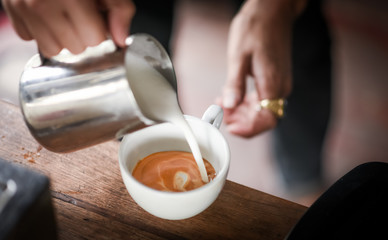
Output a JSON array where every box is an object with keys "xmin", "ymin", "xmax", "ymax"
[{"xmin": 132, "ymin": 151, "xmax": 216, "ymax": 192}]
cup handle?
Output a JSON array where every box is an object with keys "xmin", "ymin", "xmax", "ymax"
[{"xmin": 201, "ymin": 105, "xmax": 224, "ymax": 129}]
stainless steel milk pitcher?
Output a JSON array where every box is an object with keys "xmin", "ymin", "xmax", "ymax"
[{"xmin": 19, "ymin": 33, "xmax": 177, "ymax": 152}]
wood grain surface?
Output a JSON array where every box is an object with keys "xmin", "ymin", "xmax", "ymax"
[{"xmin": 0, "ymin": 100, "xmax": 307, "ymax": 240}]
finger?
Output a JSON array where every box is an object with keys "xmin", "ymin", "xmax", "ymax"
[
  {"xmin": 215, "ymin": 95, "xmax": 236, "ymax": 124},
  {"xmin": 259, "ymin": 65, "xmax": 292, "ymax": 100},
  {"xmin": 48, "ymin": 16, "xmax": 85, "ymax": 54},
  {"xmin": 31, "ymin": 22, "xmax": 62, "ymax": 57},
  {"xmin": 1, "ymin": 0, "xmax": 32, "ymax": 40},
  {"xmin": 252, "ymin": 55, "xmax": 280, "ymax": 100},
  {"xmin": 223, "ymin": 53, "xmax": 249, "ymax": 109},
  {"xmin": 223, "ymin": 28, "xmax": 250, "ymax": 109},
  {"xmin": 65, "ymin": 0, "xmax": 107, "ymax": 47},
  {"xmin": 226, "ymin": 110, "xmax": 276, "ymax": 138},
  {"xmin": 103, "ymin": 0, "xmax": 135, "ymax": 47},
  {"xmin": 11, "ymin": 1, "xmax": 62, "ymax": 56},
  {"xmin": 251, "ymin": 40, "xmax": 292, "ymax": 100},
  {"xmin": 225, "ymin": 93, "xmax": 277, "ymax": 138},
  {"xmin": 35, "ymin": 3, "xmax": 86, "ymax": 54}
]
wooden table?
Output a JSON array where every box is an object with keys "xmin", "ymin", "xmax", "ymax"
[{"xmin": 0, "ymin": 99, "xmax": 307, "ymax": 240}]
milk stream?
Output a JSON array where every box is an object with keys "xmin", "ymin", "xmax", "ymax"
[
  {"xmin": 170, "ymin": 116, "xmax": 209, "ymax": 183},
  {"xmin": 125, "ymin": 53, "xmax": 209, "ymax": 183}
]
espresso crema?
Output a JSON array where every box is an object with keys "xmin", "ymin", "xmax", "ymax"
[{"xmin": 132, "ymin": 151, "xmax": 216, "ymax": 192}]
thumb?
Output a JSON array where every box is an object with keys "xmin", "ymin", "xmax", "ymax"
[{"xmin": 103, "ymin": 0, "xmax": 136, "ymax": 47}]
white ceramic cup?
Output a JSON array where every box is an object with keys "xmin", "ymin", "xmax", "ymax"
[{"xmin": 118, "ymin": 105, "xmax": 230, "ymax": 220}]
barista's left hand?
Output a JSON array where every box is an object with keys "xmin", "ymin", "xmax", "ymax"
[{"xmin": 218, "ymin": 0, "xmax": 307, "ymax": 138}]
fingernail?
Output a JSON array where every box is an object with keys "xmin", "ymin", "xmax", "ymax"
[{"xmin": 223, "ymin": 92, "xmax": 237, "ymax": 109}]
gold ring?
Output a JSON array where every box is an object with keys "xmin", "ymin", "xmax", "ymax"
[{"xmin": 255, "ymin": 98, "xmax": 286, "ymax": 118}]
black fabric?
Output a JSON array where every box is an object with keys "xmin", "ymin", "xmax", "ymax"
[
  {"xmin": 130, "ymin": 0, "xmax": 176, "ymax": 54},
  {"xmin": 272, "ymin": 0, "xmax": 332, "ymax": 193},
  {"xmin": 287, "ymin": 162, "xmax": 388, "ymax": 239}
]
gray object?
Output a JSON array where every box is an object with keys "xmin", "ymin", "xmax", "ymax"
[
  {"xmin": 19, "ymin": 34, "xmax": 176, "ymax": 152},
  {"xmin": 0, "ymin": 158, "xmax": 57, "ymax": 240}
]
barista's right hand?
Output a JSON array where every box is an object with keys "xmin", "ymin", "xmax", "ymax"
[{"xmin": 1, "ymin": 0, "xmax": 135, "ymax": 57}]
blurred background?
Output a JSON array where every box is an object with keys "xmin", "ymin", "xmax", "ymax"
[{"xmin": 1, "ymin": 0, "xmax": 387, "ymax": 207}]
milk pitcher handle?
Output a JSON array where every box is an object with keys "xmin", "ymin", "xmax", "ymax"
[{"xmin": 201, "ymin": 105, "xmax": 224, "ymax": 129}]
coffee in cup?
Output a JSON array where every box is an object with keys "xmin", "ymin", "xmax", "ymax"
[
  {"xmin": 132, "ymin": 151, "xmax": 216, "ymax": 192},
  {"xmin": 118, "ymin": 105, "xmax": 230, "ymax": 220}
]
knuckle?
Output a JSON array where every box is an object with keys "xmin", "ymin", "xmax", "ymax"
[
  {"xmin": 8, "ymin": 0, "xmax": 24, "ymax": 9},
  {"xmin": 24, "ymin": 0, "xmax": 49, "ymax": 13},
  {"xmin": 114, "ymin": 0, "xmax": 136, "ymax": 17},
  {"xmin": 127, "ymin": 2, "xmax": 136, "ymax": 17}
]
